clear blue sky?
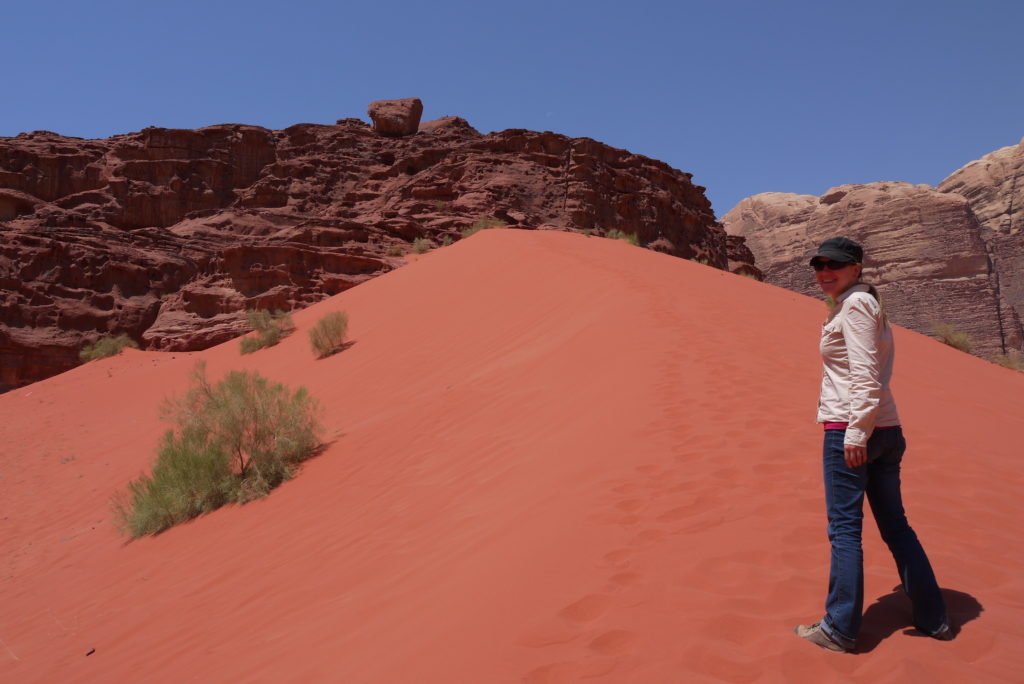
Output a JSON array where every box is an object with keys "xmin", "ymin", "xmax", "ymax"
[{"xmin": 5, "ymin": 0, "xmax": 1022, "ymax": 216}]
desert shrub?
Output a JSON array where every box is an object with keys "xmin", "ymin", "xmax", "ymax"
[
  {"xmin": 411, "ymin": 237, "xmax": 432, "ymax": 254},
  {"xmin": 606, "ymin": 228, "xmax": 639, "ymax": 246},
  {"xmin": 80, "ymin": 334, "xmax": 139, "ymax": 362},
  {"xmin": 240, "ymin": 309, "xmax": 294, "ymax": 354},
  {"xmin": 440, "ymin": 235, "xmax": 454, "ymax": 247},
  {"xmin": 246, "ymin": 309, "xmax": 290, "ymax": 333},
  {"xmin": 930, "ymin": 323, "xmax": 973, "ymax": 354},
  {"xmin": 112, "ymin": 426, "xmax": 234, "ymax": 537},
  {"xmin": 991, "ymin": 350, "xmax": 1024, "ymax": 372},
  {"xmin": 582, "ymin": 228, "xmax": 592, "ymax": 237},
  {"xmin": 309, "ymin": 311, "xmax": 349, "ymax": 359},
  {"xmin": 239, "ymin": 336, "xmax": 264, "ymax": 355},
  {"xmin": 434, "ymin": 199, "xmax": 447, "ymax": 211},
  {"xmin": 461, "ymin": 214, "xmax": 505, "ymax": 238},
  {"xmin": 112, "ymin": 362, "xmax": 323, "ymax": 537},
  {"xmin": 386, "ymin": 245, "xmax": 404, "ymax": 257}
]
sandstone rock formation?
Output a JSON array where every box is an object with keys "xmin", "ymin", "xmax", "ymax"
[
  {"xmin": 939, "ymin": 138, "xmax": 1024, "ymax": 354},
  {"xmin": 368, "ymin": 98, "xmax": 423, "ymax": 137},
  {"xmin": 1, "ymin": 104, "xmax": 752, "ymax": 391},
  {"xmin": 722, "ymin": 176, "xmax": 1024, "ymax": 358}
]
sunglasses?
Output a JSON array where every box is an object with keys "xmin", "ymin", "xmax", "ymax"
[{"xmin": 811, "ymin": 259, "xmax": 855, "ymax": 272}]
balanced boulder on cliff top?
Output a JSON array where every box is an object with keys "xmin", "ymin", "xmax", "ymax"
[{"xmin": 368, "ymin": 97, "xmax": 423, "ymax": 137}]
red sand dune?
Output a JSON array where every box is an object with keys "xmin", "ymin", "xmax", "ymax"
[{"xmin": 2, "ymin": 229, "xmax": 1022, "ymax": 683}]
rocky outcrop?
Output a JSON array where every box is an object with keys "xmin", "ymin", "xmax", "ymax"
[
  {"xmin": 1, "ymin": 104, "xmax": 747, "ymax": 391},
  {"xmin": 368, "ymin": 98, "xmax": 424, "ymax": 137},
  {"xmin": 722, "ymin": 182, "xmax": 1022, "ymax": 357},
  {"xmin": 939, "ymin": 139, "xmax": 1024, "ymax": 235},
  {"xmin": 938, "ymin": 139, "xmax": 1024, "ymax": 354},
  {"xmin": 725, "ymin": 235, "xmax": 761, "ymax": 279}
]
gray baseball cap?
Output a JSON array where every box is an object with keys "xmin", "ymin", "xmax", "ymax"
[{"xmin": 810, "ymin": 237, "xmax": 863, "ymax": 265}]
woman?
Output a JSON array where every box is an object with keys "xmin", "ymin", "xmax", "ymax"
[{"xmin": 795, "ymin": 237, "xmax": 951, "ymax": 652}]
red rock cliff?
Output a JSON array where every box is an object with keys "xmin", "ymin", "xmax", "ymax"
[{"xmin": 1, "ymin": 103, "xmax": 751, "ymax": 391}]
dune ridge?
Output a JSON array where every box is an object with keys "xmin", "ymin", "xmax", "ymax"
[{"xmin": 2, "ymin": 229, "xmax": 1022, "ymax": 682}]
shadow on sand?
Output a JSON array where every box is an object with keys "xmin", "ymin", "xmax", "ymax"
[{"xmin": 855, "ymin": 586, "xmax": 983, "ymax": 653}]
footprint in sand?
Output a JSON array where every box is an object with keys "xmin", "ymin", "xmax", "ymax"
[
  {"xmin": 672, "ymin": 451, "xmax": 705, "ymax": 464},
  {"xmin": 641, "ymin": 478, "xmax": 675, "ymax": 492},
  {"xmin": 712, "ymin": 466, "xmax": 739, "ymax": 480},
  {"xmin": 518, "ymin": 621, "xmax": 583, "ymax": 648},
  {"xmin": 657, "ymin": 501, "xmax": 705, "ymax": 522},
  {"xmin": 673, "ymin": 433, "xmax": 715, "ymax": 448},
  {"xmin": 558, "ymin": 594, "xmax": 611, "ymax": 623},
  {"xmin": 631, "ymin": 528, "xmax": 667, "ymax": 544},
  {"xmin": 604, "ymin": 548, "xmax": 635, "ymax": 566},
  {"xmin": 615, "ymin": 499, "xmax": 645, "ymax": 513},
  {"xmin": 609, "ymin": 571, "xmax": 642, "ymax": 588},
  {"xmin": 588, "ymin": 629, "xmax": 637, "ymax": 655}
]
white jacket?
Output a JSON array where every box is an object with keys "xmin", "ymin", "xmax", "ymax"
[{"xmin": 817, "ymin": 284, "xmax": 900, "ymax": 446}]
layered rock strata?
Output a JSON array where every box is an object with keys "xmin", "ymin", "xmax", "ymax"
[
  {"xmin": 1, "ymin": 104, "xmax": 751, "ymax": 391},
  {"xmin": 939, "ymin": 139, "xmax": 1024, "ymax": 354},
  {"xmin": 723, "ymin": 173, "xmax": 1024, "ymax": 358}
]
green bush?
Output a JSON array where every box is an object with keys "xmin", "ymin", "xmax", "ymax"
[
  {"xmin": 386, "ymin": 245, "xmax": 404, "ymax": 257},
  {"xmin": 240, "ymin": 309, "xmax": 294, "ymax": 354},
  {"xmin": 309, "ymin": 311, "xmax": 349, "ymax": 359},
  {"xmin": 606, "ymin": 228, "xmax": 639, "ymax": 246},
  {"xmin": 991, "ymin": 350, "xmax": 1024, "ymax": 372},
  {"xmin": 80, "ymin": 334, "xmax": 139, "ymax": 362},
  {"xmin": 112, "ymin": 362, "xmax": 323, "ymax": 537},
  {"xmin": 434, "ymin": 199, "xmax": 447, "ymax": 211},
  {"xmin": 440, "ymin": 235, "xmax": 454, "ymax": 247},
  {"xmin": 930, "ymin": 323, "xmax": 973, "ymax": 354},
  {"xmin": 461, "ymin": 215, "xmax": 505, "ymax": 238},
  {"xmin": 411, "ymin": 237, "xmax": 432, "ymax": 254}
]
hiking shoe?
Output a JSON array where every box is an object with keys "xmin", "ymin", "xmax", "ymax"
[
  {"xmin": 922, "ymin": 623, "xmax": 954, "ymax": 641},
  {"xmin": 795, "ymin": 623, "xmax": 848, "ymax": 652}
]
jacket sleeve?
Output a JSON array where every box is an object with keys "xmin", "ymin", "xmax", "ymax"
[{"xmin": 841, "ymin": 294, "xmax": 883, "ymax": 447}]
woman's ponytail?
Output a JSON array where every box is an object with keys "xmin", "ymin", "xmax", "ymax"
[{"xmin": 863, "ymin": 283, "xmax": 888, "ymax": 326}]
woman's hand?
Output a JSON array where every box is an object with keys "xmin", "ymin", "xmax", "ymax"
[{"xmin": 844, "ymin": 444, "xmax": 868, "ymax": 468}]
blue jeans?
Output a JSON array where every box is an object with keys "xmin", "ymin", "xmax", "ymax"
[{"xmin": 819, "ymin": 427, "xmax": 947, "ymax": 649}]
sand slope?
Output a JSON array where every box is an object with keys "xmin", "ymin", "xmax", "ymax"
[{"xmin": 2, "ymin": 229, "xmax": 1022, "ymax": 683}]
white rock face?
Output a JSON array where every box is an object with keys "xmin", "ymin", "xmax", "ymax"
[
  {"xmin": 939, "ymin": 139, "xmax": 1024, "ymax": 354},
  {"xmin": 722, "ymin": 179, "xmax": 1023, "ymax": 357}
]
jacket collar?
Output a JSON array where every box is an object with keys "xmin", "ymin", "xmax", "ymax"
[{"xmin": 836, "ymin": 283, "xmax": 870, "ymax": 304}]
